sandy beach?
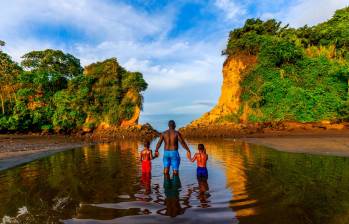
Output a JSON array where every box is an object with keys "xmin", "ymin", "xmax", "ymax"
[
  {"xmin": 0, "ymin": 135, "xmax": 90, "ymax": 171},
  {"xmin": 244, "ymin": 135, "xmax": 349, "ymax": 157}
]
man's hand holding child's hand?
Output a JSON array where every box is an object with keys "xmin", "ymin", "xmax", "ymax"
[{"xmin": 186, "ymin": 151, "xmax": 191, "ymax": 160}]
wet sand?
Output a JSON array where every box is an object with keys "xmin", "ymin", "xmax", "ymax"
[
  {"xmin": 0, "ymin": 135, "xmax": 90, "ymax": 171},
  {"xmin": 245, "ymin": 135, "xmax": 349, "ymax": 157}
]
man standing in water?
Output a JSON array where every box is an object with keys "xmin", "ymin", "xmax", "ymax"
[{"xmin": 155, "ymin": 120, "xmax": 191, "ymax": 175}]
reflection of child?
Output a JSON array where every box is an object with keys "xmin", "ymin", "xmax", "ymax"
[
  {"xmin": 141, "ymin": 172, "xmax": 151, "ymax": 195},
  {"xmin": 191, "ymin": 144, "xmax": 208, "ymax": 178},
  {"xmin": 198, "ymin": 178, "xmax": 210, "ymax": 207},
  {"xmin": 140, "ymin": 141, "xmax": 155, "ymax": 173}
]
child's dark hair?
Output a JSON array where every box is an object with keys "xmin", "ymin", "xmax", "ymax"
[
  {"xmin": 144, "ymin": 140, "xmax": 150, "ymax": 148},
  {"xmin": 198, "ymin": 144, "xmax": 205, "ymax": 152}
]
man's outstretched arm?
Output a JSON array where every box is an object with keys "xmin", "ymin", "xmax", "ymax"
[
  {"xmin": 178, "ymin": 132, "xmax": 191, "ymax": 159},
  {"xmin": 155, "ymin": 134, "xmax": 164, "ymax": 157}
]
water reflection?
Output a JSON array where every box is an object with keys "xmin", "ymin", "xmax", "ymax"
[
  {"xmin": 196, "ymin": 177, "xmax": 210, "ymax": 208},
  {"xmin": 1, "ymin": 139, "xmax": 349, "ymax": 224},
  {"xmin": 141, "ymin": 172, "xmax": 151, "ymax": 196},
  {"xmin": 157, "ymin": 174, "xmax": 183, "ymax": 217}
]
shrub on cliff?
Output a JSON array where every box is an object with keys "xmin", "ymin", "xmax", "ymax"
[{"xmin": 224, "ymin": 7, "xmax": 349, "ymax": 123}]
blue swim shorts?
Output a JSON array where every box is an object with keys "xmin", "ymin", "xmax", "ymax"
[
  {"xmin": 197, "ymin": 167, "xmax": 208, "ymax": 178},
  {"xmin": 163, "ymin": 150, "xmax": 180, "ymax": 171}
]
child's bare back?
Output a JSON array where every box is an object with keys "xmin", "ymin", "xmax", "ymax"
[
  {"xmin": 140, "ymin": 141, "xmax": 155, "ymax": 173},
  {"xmin": 140, "ymin": 149, "xmax": 153, "ymax": 161},
  {"xmin": 192, "ymin": 152, "xmax": 208, "ymax": 168},
  {"xmin": 191, "ymin": 144, "xmax": 208, "ymax": 178}
]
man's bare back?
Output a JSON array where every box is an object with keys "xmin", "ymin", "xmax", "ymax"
[
  {"xmin": 163, "ymin": 130, "xmax": 180, "ymax": 150},
  {"xmin": 155, "ymin": 120, "xmax": 191, "ymax": 174}
]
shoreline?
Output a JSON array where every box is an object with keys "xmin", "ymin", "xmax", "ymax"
[
  {"xmin": 180, "ymin": 121, "xmax": 349, "ymax": 138},
  {"xmin": 243, "ymin": 135, "xmax": 349, "ymax": 157},
  {"xmin": 1, "ymin": 128, "xmax": 349, "ymax": 171},
  {"xmin": 0, "ymin": 135, "xmax": 92, "ymax": 171},
  {"xmin": 0, "ymin": 124, "xmax": 159, "ymax": 171}
]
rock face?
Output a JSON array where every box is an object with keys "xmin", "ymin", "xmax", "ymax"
[
  {"xmin": 120, "ymin": 89, "xmax": 141, "ymax": 128},
  {"xmin": 80, "ymin": 58, "xmax": 145, "ymax": 133},
  {"xmin": 189, "ymin": 53, "xmax": 256, "ymax": 126},
  {"xmin": 91, "ymin": 123, "xmax": 159, "ymax": 141}
]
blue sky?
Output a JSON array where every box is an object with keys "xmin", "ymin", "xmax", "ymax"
[{"xmin": 1, "ymin": 0, "xmax": 348, "ymax": 124}]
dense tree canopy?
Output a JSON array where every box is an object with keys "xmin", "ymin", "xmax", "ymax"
[
  {"xmin": 224, "ymin": 7, "xmax": 349, "ymax": 123},
  {"xmin": 21, "ymin": 49, "xmax": 83, "ymax": 79},
  {"xmin": 0, "ymin": 51, "xmax": 22, "ymax": 115},
  {"xmin": 0, "ymin": 49, "xmax": 147, "ymax": 133}
]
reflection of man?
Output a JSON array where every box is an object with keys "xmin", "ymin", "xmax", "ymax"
[
  {"xmin": 157, "ymin": 174, "xmax": 183, "ymax": 217},
  {"xmin": 155, "ymin": 120, "xmax": 191, "ymax": 175}
]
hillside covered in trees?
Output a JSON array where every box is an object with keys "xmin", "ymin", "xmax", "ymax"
[
  {"xmin": 0, "ymin": 46, "xmax": 147, "ymax": 133},
  {"xmin": 222, "ymin": 7, "xmax": 349, "ymax": 123}
]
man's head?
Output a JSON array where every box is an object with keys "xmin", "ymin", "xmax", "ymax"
[{"xmin": 168, "ymin": 120, "xmax": 176, "ymax": 130}]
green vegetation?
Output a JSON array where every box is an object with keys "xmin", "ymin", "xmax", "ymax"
[
  {"xmin": 0, "ymin": 44, "xmax": 147, "ymax": 133},
  {"xmin": 225, "ymin": 7, "xmax": 349, "ymax": 122}
]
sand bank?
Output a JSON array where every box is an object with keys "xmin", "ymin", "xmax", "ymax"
[
  {"xmin": 245, "ymin": 135, "xmax": 349, "ymax": 157},
  {"xmin": 0, "ymin": 135, "xmax": 90, "ymax": 171}
]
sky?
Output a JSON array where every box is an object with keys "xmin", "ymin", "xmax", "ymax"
[{"xmin": 0, "ymin": 0, "xmax": 348, "ymax": 127}]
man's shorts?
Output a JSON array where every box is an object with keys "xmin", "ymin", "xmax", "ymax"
[{"xmin": 163, "ymin": 150, "xmax": 180, "ymax": 171}]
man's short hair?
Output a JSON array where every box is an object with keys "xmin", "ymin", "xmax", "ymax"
[{"xmin": 168, "ymin": 120, "xmax": 176, "ymax": 128}]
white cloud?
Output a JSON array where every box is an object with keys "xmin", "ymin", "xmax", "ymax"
[
  {"xmin": 141, "ymin": 100, "xmax": 214, "ymax": 116},
  {"xmin": 0, "ymin": 0, "xmax": 225, "ymax": 116},
  {"xmin": 170, "ymin": 104, "xmax": 212, "ymax": 114},
  {"xmin": 72, "ymin": 38, "xmax": 224, "ymax": 91},
  {"xmin": 214, "ymin": 0, "xmax": 246, "ymax": 20},
  {"xmin": 0, "ymin": 0, "xmax": 168, "ymax": 40},
  {"xmin": 262, "ymin": 0, "xmax": 349, "ymax": 27},
  {"xmin": 3, "ymin": 39, "xmax": 56, "ymax": 62},
  {"xmin": 123, "ymin": 56, "xmax": 222, "ymax": 90}
]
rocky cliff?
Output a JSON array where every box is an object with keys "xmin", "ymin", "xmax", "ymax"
[
  {"xmin": 78, "ymin": 58, "xmax": 149, "ymax": 135},
  {"xmin": 188, "ymin": 53, "xmax": 256, "ymax": 126}
]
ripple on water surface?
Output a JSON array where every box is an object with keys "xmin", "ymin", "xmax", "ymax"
[{"xmin": 1, "ymin": 139, "xmax": 349, "ymax": 224}]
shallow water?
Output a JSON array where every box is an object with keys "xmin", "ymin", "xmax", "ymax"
[{"xmin": 1, "ymin": 139, "xmax": 349, "ymax": 224}]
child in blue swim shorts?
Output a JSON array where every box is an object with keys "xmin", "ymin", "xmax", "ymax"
[{"xmin": 191, "ymin": 144, "xmax": 208, "ymax": 179}]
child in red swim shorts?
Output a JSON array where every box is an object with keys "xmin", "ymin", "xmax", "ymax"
[{"xmin": 140, "ymin": 141, "xmax": 156, "ymax": 173}]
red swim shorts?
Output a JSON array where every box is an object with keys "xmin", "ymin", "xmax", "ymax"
[{"xmin": 142, "ymin": 160, "xmax": 151, "ymax": 173}]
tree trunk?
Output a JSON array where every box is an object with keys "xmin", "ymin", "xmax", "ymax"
[
  {"xmin": 0, "ymin": 94, "xmax": 4, "ymax": 115},
  {"xmin": 11, "ymin": 86, "xmax": 17, "ymax": 101}
]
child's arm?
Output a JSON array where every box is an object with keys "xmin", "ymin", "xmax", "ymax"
[
  {"xmin": 190, "ymin": 153, "xmax": 197, "ymax": 163},
  {"xmin": 150, "ymin": 150, "xmax": 155, "ymax": 160},
  {"xmin": 139, "ymin": 151, "xmax": 143, "ymax": 162}
]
